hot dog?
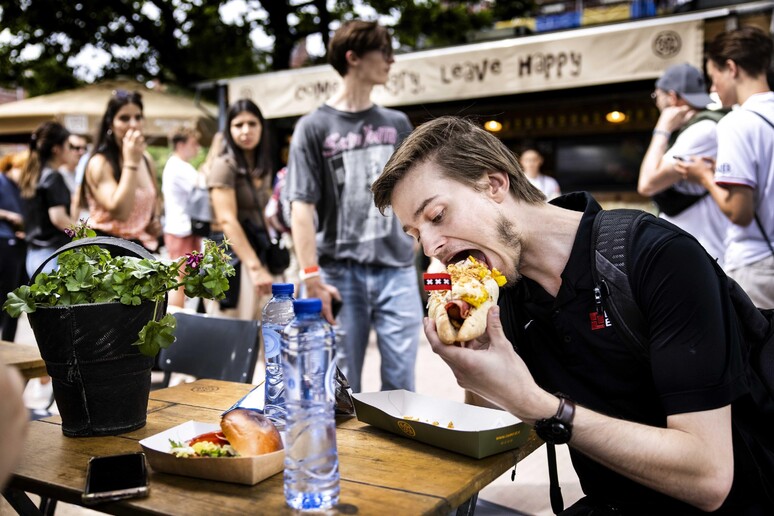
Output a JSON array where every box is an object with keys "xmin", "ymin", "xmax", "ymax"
[{"xmin": 424, "ymin": 257, "xmax": 507, "ymax": 344}]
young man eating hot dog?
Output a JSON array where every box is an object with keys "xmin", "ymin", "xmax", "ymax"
[{"xmin": 371, "ymin": 116, "xmax": 773, "ymax": 514}]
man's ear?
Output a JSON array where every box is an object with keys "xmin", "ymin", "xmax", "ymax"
[
  {"xmin": 487, "ymin": 170, "xmax": 510, "ymax": 202},
  {"xmin": 345, "ymin": 49, "xmax": 359, "ymax": 67},
  {"xmin": 726, "ymin": 59, "xmax": 739, "ymax": 79}
]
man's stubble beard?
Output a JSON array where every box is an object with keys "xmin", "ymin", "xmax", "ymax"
[{"xmin": 496, "ymin": 215, "xmax": 523, "ymax": 286}]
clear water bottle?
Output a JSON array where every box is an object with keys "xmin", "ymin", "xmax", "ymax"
[
  {"xmin": 282, "ymin": 298, "xmax": 340, "ymax": 511},
  {"xmin": 261, "ymin": 283, "xmax": 295, "ymax": 428}
]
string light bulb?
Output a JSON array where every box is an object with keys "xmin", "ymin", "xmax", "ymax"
[
  {"xmin": 484, "ymin": 120, "xmax": 503, "ymax": 132},
  {"xmin": 605, "ymin": 110, "xmax": 627, "ymax": 124}
]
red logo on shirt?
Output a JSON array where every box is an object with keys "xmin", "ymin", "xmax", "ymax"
[{"xmin": 589, "ymin": 311, "xmax": 611, "ymax": 331}]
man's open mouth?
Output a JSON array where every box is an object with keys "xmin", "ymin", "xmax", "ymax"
[{"xmin": 448, "ymin": 249, "xmax": 489, "ymax": 268}]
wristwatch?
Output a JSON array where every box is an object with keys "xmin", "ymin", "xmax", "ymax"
[{"xmin": 534, "ymin": 393, "xmax": 576, "ymax": 445}]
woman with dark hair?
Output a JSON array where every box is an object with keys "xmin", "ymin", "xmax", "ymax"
[
  {"xmin": 207, "ymin": 99, "xmax": 275, "ymax": 320},
  {"xmin": 83, "ymin": 90, "xmax": 161, "ymax": 252},
  {"xmin": 18, "ymin": 121, "xmax": 73, "ymax": 277}
]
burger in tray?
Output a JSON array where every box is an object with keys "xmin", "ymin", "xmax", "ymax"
[{"xmin": 170, "ymin": 409, "xmax": 283, "ymax": 458}]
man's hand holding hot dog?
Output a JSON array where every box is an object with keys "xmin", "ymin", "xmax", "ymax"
[{"xmin": 425, "ymin": 306, "xmax": 555, "ymax": 424}]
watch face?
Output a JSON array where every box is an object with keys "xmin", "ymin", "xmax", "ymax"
[{"xmin": 536, "ymin": 418, "xmax": 571, "ymax": 444}]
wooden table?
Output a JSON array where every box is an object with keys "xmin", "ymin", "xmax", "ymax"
[
  {"xmin": 7, "ymin": 379, "xmax": 542, "ymax": 515},
  {"xmin": 0, "ymin": 340, "xmax": 46, "ymax": 381}
]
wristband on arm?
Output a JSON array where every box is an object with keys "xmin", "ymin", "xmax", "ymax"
[{"xmin": 299, "ymin": 265, "xmax": 320, "ymax": 281}]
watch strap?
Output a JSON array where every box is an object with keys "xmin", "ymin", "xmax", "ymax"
[{"xmin": 555, "ymin": 394, "xmax": 576, "ymax": 426}]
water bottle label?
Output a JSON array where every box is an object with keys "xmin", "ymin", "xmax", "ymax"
[{"xmin": 263, "ymin": 327, "xmax": 282, "ymax": 358}]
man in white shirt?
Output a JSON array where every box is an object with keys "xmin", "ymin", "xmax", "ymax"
[
  {"xmin": 679, "ymin": 26, "xmax": 774, "ymax": 308},
  {"xmin": 162, "ymin": 126, "xmax": 202, "ymax": 307},
  {"xmin": 638, "ymin": 63, "xmax": 729, "ymax": 266},
  {"xmin": 519, "ymin": 148, "xmax": 562, "ymax": 200}
]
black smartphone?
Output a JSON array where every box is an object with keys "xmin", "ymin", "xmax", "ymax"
[
  {"xmin": 331, "ymin": 297, "xmax": 343, "ymax": 319},
  {"xmin": 82, "ymin": 452, "xmax": 150, "ymax": 505}
]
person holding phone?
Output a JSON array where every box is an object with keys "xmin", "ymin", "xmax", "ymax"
[
  {"xmin": 82, "ymin": 90, "xmax": 162, "ymax": 253},
  {"xmin": 637, "ymin": 63, "xmax": 729, "ymax": 266},
  {"xmin": 677, "ymin": 27, "xmax": 774, "ymax": 310}
]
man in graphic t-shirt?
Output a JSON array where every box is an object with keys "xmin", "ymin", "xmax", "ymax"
[{"xmin": 285, "ymin": 20, "xmax": 422, "ymax": 393}]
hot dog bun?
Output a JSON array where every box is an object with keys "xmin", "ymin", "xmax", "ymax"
[
  {"xmin": 220, "ymin": 409, "xmax": 283, "ymax": 456},
  {"xmin": 427, "ymin": 293, "xmax": 458, "ymax": 345},
  {"xmin": 427, "ymin": 257, "xmax": 506, "ymax": 345}
]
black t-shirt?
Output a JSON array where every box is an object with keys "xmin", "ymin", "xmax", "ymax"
[
  {"xmin": 22, "ymin": 167, "xmax": 71, "ymax": 248},
  {"xmin": 499, "ymin": 192, "xmax": 767, "ymax": 514}
]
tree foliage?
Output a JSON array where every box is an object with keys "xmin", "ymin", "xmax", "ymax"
[{"xmin": 0, "ymin": 0, "xmax": 530, "ymax": 96}]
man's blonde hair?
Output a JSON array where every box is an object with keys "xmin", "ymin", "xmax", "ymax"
[{"xmin": 372, "ymin": 116, "xmax": 545, "ymax": 213}]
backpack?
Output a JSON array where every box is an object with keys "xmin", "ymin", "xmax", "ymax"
[
  {"xmin": 650, "ymin": 109, "xmax": 727, "ymax": 217},
  {"xmin": 591, "ymin": 208, "xmax": 774, "ymax": 504}
]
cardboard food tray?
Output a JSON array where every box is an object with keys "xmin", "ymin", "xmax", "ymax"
[
  {"xmin": 352, "ymin": 390, "xmax": 533, "ymax": 459},
  {"xmin": 139, "ymin": 421, "xmax": 284, "ymax": 485}
]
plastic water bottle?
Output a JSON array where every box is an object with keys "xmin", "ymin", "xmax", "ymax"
[
  {"xmin": 261, "ymin": 283, "xmax": 295, "ymax": 428},
  {"xmin": 282, "ymin": 298, "xmax": 340, "ymax": 511}
]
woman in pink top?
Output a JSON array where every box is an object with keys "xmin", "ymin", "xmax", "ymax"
[{"xmin": 83, "ymin": 90, "xmax": 161, "ymax": 252}]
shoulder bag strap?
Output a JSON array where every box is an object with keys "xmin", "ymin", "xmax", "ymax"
[
  {"xmin": 238, "ymin": 172, "xmax": 271, "ymax": 239},
  {"xmin": 744, "ymin": 110, "xmax": 774, "ymax": 256}
]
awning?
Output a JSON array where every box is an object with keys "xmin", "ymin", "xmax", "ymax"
[
  {"xmin": 228, "ymin": 14, "xmax": 708, "ymax": 120},
  {"xmin": 0, "ymin": 80, "xmax": 218, "ymax": 141}
]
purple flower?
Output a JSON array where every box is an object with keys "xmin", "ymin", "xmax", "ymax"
[
  {"xmin": 185, "ymin": 252, "xmax": 203, "ymax": 269},
  {"xmin": 64, "ymin": 228, "xmax": 75, "ymax": 238}
]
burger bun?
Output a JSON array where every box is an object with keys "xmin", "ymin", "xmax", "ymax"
[{"xmin": 220, "ymin": 409, "xmax": 283, "ymax": 456}]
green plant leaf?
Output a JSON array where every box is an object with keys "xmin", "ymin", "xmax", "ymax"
[
  {"xmin": 65, "ymin": 263, "xmax": 97, "ymax": 292},
  {"xmin": 2, "ymin": 287, "xmax": 36, "ymax": 317},
  {"xmin": 134, "ymin": 314, "xmax": 177, "ymax": 357}
]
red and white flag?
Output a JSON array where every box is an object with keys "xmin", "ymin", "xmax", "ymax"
[{"xmin": 423, "ymin": 273, "xmax": 451, "ymax": 291}]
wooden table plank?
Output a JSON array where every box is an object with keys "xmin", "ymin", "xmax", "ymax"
[
  {"xmin": 0, "ymin": 340, "xmax": 47, "ymax": 381},
  {"xmin": 148, "ymin": 379, "xmax": 257, "ymax": 411},
  {"xmin": 336, "ymin": 422, "xmax": 539, "ymax": 509}
]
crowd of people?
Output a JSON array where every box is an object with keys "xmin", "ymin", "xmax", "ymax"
[{"xmin": 0, "ymin": 17, "xmax": 772, "ymax": 513}]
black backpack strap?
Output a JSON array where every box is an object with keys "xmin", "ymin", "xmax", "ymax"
[{"xmin": 591, "ymin": 209, "xmax": 650, "ymax": 361}]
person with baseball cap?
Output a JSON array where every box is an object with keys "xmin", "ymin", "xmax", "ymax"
[{"xmin": 638, "ymin": 62, "xmax": 730, "ymax": 266}]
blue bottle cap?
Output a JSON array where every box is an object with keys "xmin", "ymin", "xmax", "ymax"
[
  {"xmin": 272, "ymin": 283, "xmax": 294, "ymax": 295},
  {"xmin": 293, "ymin": 298, "xmax": 322, "ymax": 314}
]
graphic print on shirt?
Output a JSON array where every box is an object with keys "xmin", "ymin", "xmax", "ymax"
[{"xmin": 323, "ymin": 125, "xmax": 399, "ymax": 246}]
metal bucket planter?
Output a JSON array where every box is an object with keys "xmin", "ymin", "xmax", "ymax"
[{"xmin": 27, "ymin": 237, "xmax": 165, "ymax": 437}]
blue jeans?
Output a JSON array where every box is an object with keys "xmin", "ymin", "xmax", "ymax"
[
  {"xmin": 321, "ymin": 261, "xmax": 422, "ymax": 393},
  {"xmin": 26, "ymin": 246, "xmax": 59, "ymax": 279}
]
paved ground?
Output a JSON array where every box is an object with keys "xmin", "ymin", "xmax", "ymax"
[{"xmin": 8, "ymin": 312, "xmax": 583, "ymax": 516}]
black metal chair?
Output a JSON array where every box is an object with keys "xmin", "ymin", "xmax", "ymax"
[{"xmin": 156, "ymin": 312, "xmax": 261, "ymax": 388}]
